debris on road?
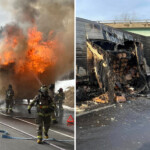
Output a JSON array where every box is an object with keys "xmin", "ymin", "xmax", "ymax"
[
  {"xmin": 93, "ymin": 93, "xmax": 109, "ymax": 103},
  {"xmin": 115, "ymin": 95, "xmax": 126, "ymax": 103},
  {"xmin": 111, "ymin": 117, "xmax": 115, "ymax": 121}
]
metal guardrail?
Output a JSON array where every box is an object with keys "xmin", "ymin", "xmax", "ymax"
[{"xmin": 97, "ymin": 20, "xmax": 150, "ymax": 24}]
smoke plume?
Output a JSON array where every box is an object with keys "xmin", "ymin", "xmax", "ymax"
[{"xmin": 0, "ymin": 0, "xmax": 74, "ymax": 99}]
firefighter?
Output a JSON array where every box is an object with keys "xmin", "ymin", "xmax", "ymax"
[
  {"xmin": 5, "ymin": 84, "xmax": 14, "ymax": 113},
  {"xmin": 49, "ymin": 84, "xmax": 58, "ymax": 124},
  {"xmin": 55, "ymin": 88, "xmax": 65, "ymax": 111},
  {"xmin": 28, "ymin": 85, "xmax": 54, "ymax": 144}
]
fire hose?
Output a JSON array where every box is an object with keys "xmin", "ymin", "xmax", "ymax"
[{"xmin": 0, "ymin": 130, "xmax": 73, "ymax": 142}]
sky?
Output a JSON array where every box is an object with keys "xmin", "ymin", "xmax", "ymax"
[
  {"xmin": 0, "ymin": 7, "xmax": 13, "ymax": 26},
  {"xmin": 76, "ymin": 0, "xmax": 150, "ymax": 21},
  {"xmin": 0, "ymin": 0, "xmax": 150, "ymax": 26}
]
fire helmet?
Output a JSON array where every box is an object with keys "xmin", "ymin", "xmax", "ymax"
[
  {"xmin": 8, "ymin": 84, "xmax": 12, "ymax": 89},
  {"xmin": 40, "ymin": 85, "xmax": 48, "ymax": 94},
  {"xmin": 58, "ymin": 88, "xmax": 63, "ymax": 92}
]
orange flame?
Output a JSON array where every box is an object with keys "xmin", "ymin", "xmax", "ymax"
[
  {"xmin": 0, "ymin": 50, "xmax": 15, "ymax": 65},
  {"xmin": 0, "ymin": 26, "xmax": 60, "ymax": 75},
  {"xmin": 0, "ymin": 35, "xmax": 17, "ymax": 65}
]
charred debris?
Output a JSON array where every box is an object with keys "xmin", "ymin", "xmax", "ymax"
[{"xmin": 76, "ymin": 18, "xmax": 150, "ymax": 103}]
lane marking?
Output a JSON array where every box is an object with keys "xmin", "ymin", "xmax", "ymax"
[
  {"xmin": 63, "ymin": 105, "xmax": 74, "ymax": 111},
  {"xmin": 0, "ymin": 121, "xmax": 66, "ymax": 150},
  {"xmin": 76, "ymin": 104, "xmax": 116, "ymax": 117},
  {"xmin": 0, "ymin": 112, "xmax": 74, "ymax": 139},
  {"xmin": 14, "ymin": 117, "xmax": 74, "ymax": 139},
  {"xmin": 50, "ymin": 143, "xmax": 66, "ymax": 150},
  {"xmin": 0, "ymin": 112, "xmax": 10, "ymax": 117},
  {"xmin": 0, "ymin": 121, "xmax": 36, "ymax": 138}
]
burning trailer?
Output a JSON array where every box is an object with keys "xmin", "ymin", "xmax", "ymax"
[
  {"xmin": 0, "ymin": 0, "xmax": 74, "ymax": 100},
  {"xmin": 76, "ymin": 18, "xmax": 150, "ymax": 102}
]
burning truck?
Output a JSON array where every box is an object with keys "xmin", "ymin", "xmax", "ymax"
[
  {"xmin": 76, "ymin": 18, "xmax": 150, "ymax": 102},
  {"xmin": 0, "ymin": 0, "xmax": 74, "ymax": 100}
]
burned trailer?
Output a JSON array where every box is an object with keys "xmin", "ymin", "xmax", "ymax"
[{"xmin": 76, "ymin": 18, "xmax": 150, "ymax": 101}]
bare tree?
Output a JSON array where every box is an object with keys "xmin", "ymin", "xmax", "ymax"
[{"xmin": 114, "ymin": 12, "xmax": 139, "ymax": 21}]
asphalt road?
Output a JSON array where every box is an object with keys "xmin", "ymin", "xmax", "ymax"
[
  {"xmin": 77, "ymin": 97, "xmax": 150, "ymax": 150},
  {"xmin": 0, "ymin": 104, "xmax": 74, "ymax": 150}
]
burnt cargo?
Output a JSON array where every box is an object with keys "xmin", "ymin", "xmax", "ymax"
[{"xmin": 76, "ymin": 18, "xmax": 150, "ymax": 101}]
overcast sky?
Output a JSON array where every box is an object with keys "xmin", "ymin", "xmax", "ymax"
[
  {"xmin": 0, "ymin": 6, "xmax": 13, "ymax": 26},
  {"xmin": 0, "ymin": 0, "xmax": 150, "ymax": 26},
  {"xmin": 76, "ymin": 0, "xmax": 150, "ymax": 21}
]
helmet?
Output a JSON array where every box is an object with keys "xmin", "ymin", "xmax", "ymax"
[
  {"xmin": 58, "ymin": 88, "xmax": 63, "ymax": 93},
  {"xmin": 8, "ymin": 84, "xmax": 12, "ymax": 89},
  {"xmin": 49, "ymin": 84, "xmax": 55, "ymax": 90},
  {"xmin": 40, "ymin": 85, "xmax": 48, "ymax": 95}
]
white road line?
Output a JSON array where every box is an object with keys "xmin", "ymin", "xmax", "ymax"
[
  {"xmin": 50, "ymin": 143, "xmax": 66, "ymax": 150},
  {"xmin": 0, "ymin": 121, "xmax": 36, "ymax": 138},
  {"xmin": 0, "ymin": 112, "xmax": 10, "ymax": 117},
  {"xmin": 13, "ymin": 117, "xmax": 74, "ymax": 139},
  {"xmin": 0, "ymin": 121, "xmax": 66, "ymax": 150},
  {"xmin": 63, "ymin": 105, "xmax": 74, "ymax": 111},
  {"xmin": 76, "ymin": 104, "xmax": 116, "ymax": 117},
  {"xmin": 0, "ymin": 112, "xmax": 74, "ymax": 139}
]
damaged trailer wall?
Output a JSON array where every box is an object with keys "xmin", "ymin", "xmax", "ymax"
[
  {"xmin": 76, "ymin": 17, "xmax": 150, "ymax": 101},
  {"xmin": 76, "ymin": 17, "xmax": 146, "ymax": 79},
  {"xmin": 87, "ymin": 40, "xmax": 147, "ymax": 99},
  {"xmin": 76, "ymin": 18, "xmax": 104, "ymax": 81},
  {"xmin": 87, "ymin": 41, "xmax": 115, "ymax": 101}
]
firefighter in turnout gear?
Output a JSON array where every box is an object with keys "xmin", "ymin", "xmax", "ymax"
[
  {"xmin": 49, "ymin": 84, "xmax": 58, "ymax": 124},
  {"xmin": 55, "ymin": 88, "xmax": 65, "ymax": 110},
  {"xmin": 28, "ymin": 85, "xmax": 54, "ymax": 144},
  {"xmin": 5, "ymin": 84, "xmax": 14, "ymax": 113}
]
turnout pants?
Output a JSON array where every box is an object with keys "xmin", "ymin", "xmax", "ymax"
[
  {"xmin": 59, "ymin": 101, "xmax": 63, "ymax": 110},
  {"xmin": 36, "ymin": 115, "xmax": 51, "ymax": 139},
  {"xmin": 6, "ymin": 100, "xmax": 13, "ymax": 112},
  {"xmin": 51, "ymin": 104, "xmax": 57, "ymax": 121}
]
